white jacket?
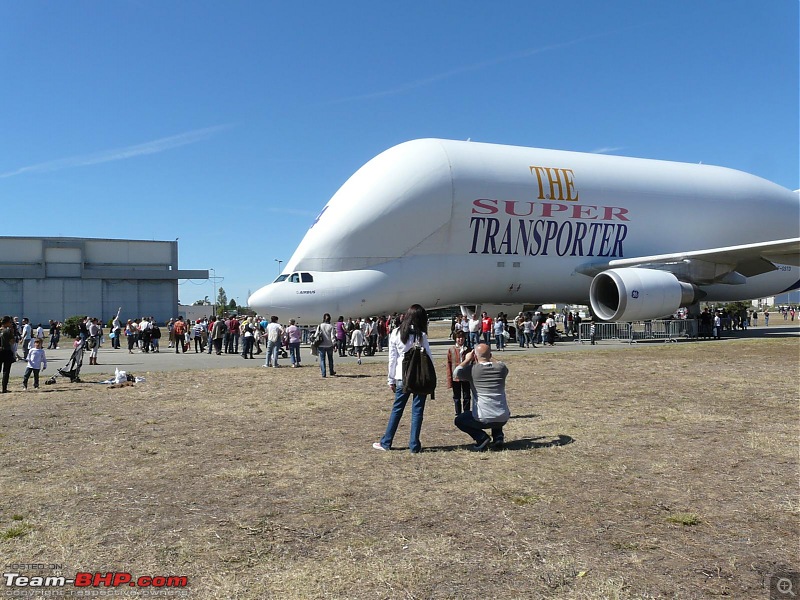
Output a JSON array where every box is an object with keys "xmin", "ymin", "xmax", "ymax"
[{"xmin": 387, "ymin": 328, "xmax": 432, "ymax": 386}]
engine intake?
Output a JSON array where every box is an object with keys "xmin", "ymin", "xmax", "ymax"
[{"xmin": 590, "ymin": 268, "xmax": 699, "ymax": 321}]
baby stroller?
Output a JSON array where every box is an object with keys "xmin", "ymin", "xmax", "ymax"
[{"xmin": 45, "ymin": 339, "xmax": 86, "ymax": 384}]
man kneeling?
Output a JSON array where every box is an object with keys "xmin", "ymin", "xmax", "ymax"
[{"xmin": 452, "ymin": 343, "xmax": 510, "ymax": 451}]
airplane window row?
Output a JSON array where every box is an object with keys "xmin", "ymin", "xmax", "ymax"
[{"xmin": 273, "ymin": 272, "xmax": 314, "ymax": 284}]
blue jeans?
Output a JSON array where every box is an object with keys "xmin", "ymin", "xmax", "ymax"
[
  {"xmin": 289, "ymin": 341, "xmax": 301, "ymax": 365},
  {"xmin": 495, "ymin": 333, "xmax": 505, "ymax": 350},
  {"xmin": 266, "ymin": 340, "xmax": 280, "ymax": 366},
  {"xmin": 454, "ymin": 412, "xmax": 505, "ymax": 445},
  {"xmin": 319, "ymin": 346, "xmax": 335, "ymax": 376},
  {"xmin": 379, "ymin": 381, "xmax": 427, "ymax": 453},
  {"xmin": 469, "ymin": 332, "xmax": 480, "ymax": 349}
]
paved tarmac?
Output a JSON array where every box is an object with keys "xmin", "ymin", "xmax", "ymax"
[{"xmin": 8, "ymin": 323, "xmax": 797, "ymax": 380}]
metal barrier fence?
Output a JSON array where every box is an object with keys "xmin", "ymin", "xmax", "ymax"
[{"xmin": 578, "ymin": 319, "xmax": 698, "ymax": 344}]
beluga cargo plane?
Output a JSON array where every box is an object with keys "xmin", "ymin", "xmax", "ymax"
[{"xmin": 248, "ymin": 139, "xmax": 800, "ymax": 322}]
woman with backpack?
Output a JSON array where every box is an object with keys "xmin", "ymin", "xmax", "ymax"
[
  {"xmin": 314, "ymin": 313, "xmax": 336, "ymax": 377},
  {"xmin": 372, "ymin": 304, "xmax": 434, "ymax": 454}
]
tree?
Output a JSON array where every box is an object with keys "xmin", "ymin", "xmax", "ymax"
[
  {"xmin": 216, "ymin": 287, "xmax": 227, "ymax": 317},
  {"xmin": 229, "ymin": 299, "xmax": 237, "ymax": 311},
  {"xmin": 193, "ymin": 296, "xmax": 210, "ymax": 306},
  {"xmin": 62, "ymin": 315, "xmax": 85, "ymax": 339}
]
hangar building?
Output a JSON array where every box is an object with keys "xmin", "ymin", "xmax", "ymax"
[{"xmin": 0, "ymin": 237, "xmax": 208, "ymax": 325}]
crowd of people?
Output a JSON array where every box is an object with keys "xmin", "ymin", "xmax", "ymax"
[
  {"xmin": 696, "ymin": 306, "xmax": 798, "ymax": 339},
  {"xmin": 448, "ymin": 310, "xmax": 582, "ymax": 350},
  {"xmin": 0, "ymin": 310, "xmax": 420, "ymax": 389}
]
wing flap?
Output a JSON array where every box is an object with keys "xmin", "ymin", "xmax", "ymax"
[{"xmin": 576, "ymin": 237, "xmax": 800, "ymax": 284}]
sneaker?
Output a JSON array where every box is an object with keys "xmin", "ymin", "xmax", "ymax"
[
  {"xmin": 372, "ymin": 442, "xmax": 388, "ymax": 451},
  {"xmin": 357, "ymin": 358, "xmax": 362, "ymax": 365},
  {"xmin": 489, "ymin": 438, "xmax": 505, "ymax": 450},
  {"xmin": 471, "ymin": 436, "xmax": 491, "ymax": 452}
]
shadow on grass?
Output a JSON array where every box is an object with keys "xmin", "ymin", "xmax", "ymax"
[
  {"xmin": 509, "ymin": 413, "xmax": 540, "ymax": 420},
  {"xmin": 422, "ymin": 434, "xmax": 574, "ymax": 453}
]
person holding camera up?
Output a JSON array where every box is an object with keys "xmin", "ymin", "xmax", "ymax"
[{"xmin": 452, "ymin": 343, "xmax": 511, "ymax": 451}]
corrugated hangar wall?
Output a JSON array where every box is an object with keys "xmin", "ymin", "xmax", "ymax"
[
  {"xmin": 0, "ymin": 279, "xmax": 177, "ymax": 323},
  {"xmin": 0, "ymin": 237, "xmax": 208, "ymax": 325}
]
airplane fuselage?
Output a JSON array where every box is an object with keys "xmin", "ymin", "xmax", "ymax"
[{"xmin": 249, "ymin": 139, "xmax": 799, "ymax": 322}]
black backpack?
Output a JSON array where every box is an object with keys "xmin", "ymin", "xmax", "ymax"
[{"xmin": 402, "ymin": 334, "xmax": 437, "ymax": 398}]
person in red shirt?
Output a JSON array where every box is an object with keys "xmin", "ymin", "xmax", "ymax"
[
  {"xmin": 227, "ymin": 316, "xmax": 240, "ymax": 354},
  {"xmin": 480, "ymin": 312, "xmax": 493, "ymax": 346}
]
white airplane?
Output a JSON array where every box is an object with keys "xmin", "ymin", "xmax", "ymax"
[{"xmin": 249, "ymin": 139, "xmax": 800, "ymax": 322}]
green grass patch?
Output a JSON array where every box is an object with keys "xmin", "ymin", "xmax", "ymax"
[
  {"xmin": 666, "ymin": 512, "xmax": 701, "ymax": 526},
  {"xmin": 1, "ymin": 523, "xmax": 32, "ymax": 540}
]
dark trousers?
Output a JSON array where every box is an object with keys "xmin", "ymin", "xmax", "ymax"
[
  {"xmin": 452, "ymin": 381, "xmax": 472, "ymax": 415},
  {"xmin": 454, "ymin": 412, "xmax": 505, "ymax": 444},
  {"xmin": 1, "ymin": 350, "xmax": 13, "ymax": 392},
  {"xmin": 140, "ymin": 331, "xmax": 151, "ymax": 353}
]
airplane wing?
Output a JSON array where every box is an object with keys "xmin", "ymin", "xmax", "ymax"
[{"xmin": 576, "ymin": 237, "xmax": 800, "ymax": 284}]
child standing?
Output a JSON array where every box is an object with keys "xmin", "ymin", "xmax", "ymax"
[
  {"xmin": 446, "ymin": 330, "xmax": 471, "ymax": 415},
  {"xmin": 350, "ymin": 326, "xmax": 366, "ymax": 365},
  {"xmin": 23, "ymin": 338, "xmax": 47, "ymax": 390}
]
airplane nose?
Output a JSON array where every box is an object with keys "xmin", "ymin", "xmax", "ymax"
[{"xmin": 248, "ymin": 285, "xmax": 273, "ymax": 311}]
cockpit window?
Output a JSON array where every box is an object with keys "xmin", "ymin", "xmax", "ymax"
[
  {"xmin": 301, "ymin": 272, "xmax": 314, "ymax": 283},
  {"xmin": 274, "ymin": 274, "xmax": 288, "ymax": 283},
  {"xmin": 289, "ymin": 273, "xmax": 300, "ymax": 283}
]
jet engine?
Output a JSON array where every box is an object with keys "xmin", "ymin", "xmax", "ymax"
[{"xmin": 589, "ymin": 268, "xmax": 699, "ymax": 322}]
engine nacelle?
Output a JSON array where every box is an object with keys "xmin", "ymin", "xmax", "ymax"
[{"xmin": 589, "ymin": 268, "xmax": 698, "ymax": 322}]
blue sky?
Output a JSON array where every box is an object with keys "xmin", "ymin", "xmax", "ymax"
[{"xmin": 2, "ymin": 1, "xmax": 797, "ymax": 307}]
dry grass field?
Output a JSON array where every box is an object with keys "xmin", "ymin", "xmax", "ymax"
[{"xmin": 1, "ymin": 335, "xmax": 798, "ymax": 599}]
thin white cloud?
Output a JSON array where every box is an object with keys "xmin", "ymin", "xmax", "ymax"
[
  {"xmin": 333, "ymin": 26, "xmax": 641, "ymax": 103},
  {"xmin": 0, "ymin": 124, "xmax": 232, "ymax": 178},
  {"xmin": 590, "ymin": 146, "xmax": 625, "ymax": 155}
]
